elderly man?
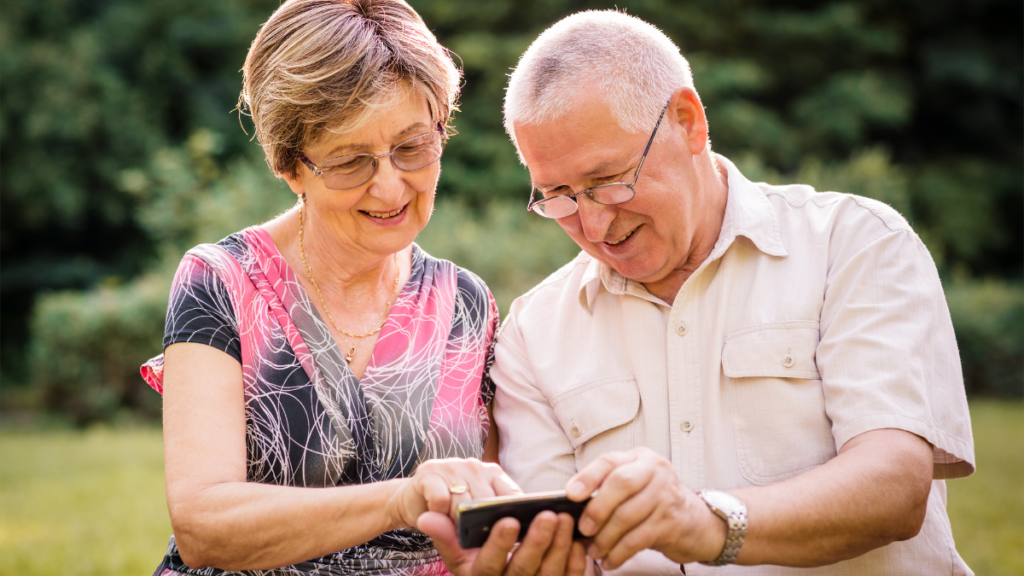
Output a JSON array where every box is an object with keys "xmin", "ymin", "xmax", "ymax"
[{"xmin": 491, "ymin": 10, "xmax": 975, "ymax": 576}]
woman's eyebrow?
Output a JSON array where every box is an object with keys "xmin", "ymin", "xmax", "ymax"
[{"xmin": 322, "ymin": 122, "xmax": 434, "ymax": 158}]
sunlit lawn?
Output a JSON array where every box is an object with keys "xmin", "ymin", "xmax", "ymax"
[
  {"xmin": 0, "ymin": 427, "xmax": 170, "ymax": 576},
  {"xmin": 0, "ymin": 400, "xmax": 1020, "ymax": 576}
]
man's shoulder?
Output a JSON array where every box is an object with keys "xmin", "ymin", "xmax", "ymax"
[
  {"xmin": 500, "ymin": 251, "xmax": 592, "ymax": 331},
  {"xmin": 756, "ymin": 179, "xmax": 914, "ymax": 242},
  {"xmin": 514, "ymin": 250, "xmax": 590, "ymax": 305}
]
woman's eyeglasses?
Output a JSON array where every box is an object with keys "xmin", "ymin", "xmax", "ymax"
[{"xmin": 300, "ymin": 129, "xmax": 446, "ymax": 191}]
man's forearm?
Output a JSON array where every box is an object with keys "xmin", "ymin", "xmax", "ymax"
[{"xmin": 730, "ymin": 428, "xmax": 933, "ymax": 566}]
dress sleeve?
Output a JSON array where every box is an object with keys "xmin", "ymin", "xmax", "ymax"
[{"xmin": 162, "ymin": 253, "xmax": 241, "ymax": 363}]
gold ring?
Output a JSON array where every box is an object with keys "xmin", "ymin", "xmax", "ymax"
[{"xmin": 448, "ymin": 483, "xmax": 468, "ymax": 495}]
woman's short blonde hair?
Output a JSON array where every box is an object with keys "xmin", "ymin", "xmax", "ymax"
[{"xmin": 240, "ymin": 0, "xmax": 461, "ymax": 178}]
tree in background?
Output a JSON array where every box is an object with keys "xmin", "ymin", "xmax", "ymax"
[{"xmin": 2, "ymin": 0, "xmax": 1020, "ymax": 423}]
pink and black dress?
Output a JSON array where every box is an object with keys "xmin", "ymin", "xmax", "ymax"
[{"xmin": 141, "ymin": 227, "xmax": 498, "ymax": 576}]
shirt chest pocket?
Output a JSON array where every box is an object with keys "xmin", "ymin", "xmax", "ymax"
[
  {"xmin": 550, "ymin": 376, "xmax": 640, "ymax": 467},
  {"xmin": 723, "ymin": 321, "xmax": 837, "ymax": 485}
]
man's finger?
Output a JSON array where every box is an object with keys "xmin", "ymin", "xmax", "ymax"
[
  {"xmin": 537, "ymin": 513, "xmax": 576, "ymax": 576},
  {"xmin": 567, "ymin": 542, "xmax": 588, "ymax": 576},
  {"xmin": 598, "ymin": 522, "xmax": 655, "ymax": 571},
  {"xmin": 472, "ymin": 517, "xmax": 522, "ymax": 575},
  {"xmin": 586, "ymin": 474, "xmax": 659, "ymax": 558},
  {"xmin": 565, "ymin": 450, "xmax": 639, "ymax": 500},
  {"xmin": 576, "ymin": 456, "xmax": 656, "ymax": 537}
]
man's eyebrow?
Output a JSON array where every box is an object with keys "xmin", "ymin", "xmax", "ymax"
[
  {"xmin": 323, "ymin": 121, "xmax": 433, "ymax": 158},
  {"xmin": 534, "ymin": 157, "xmax": 632, "ymax": 190}
]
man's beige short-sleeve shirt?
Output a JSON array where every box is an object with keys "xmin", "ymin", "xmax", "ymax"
[{"xmin": 492, "ymin": 156, "xmax": 975, "ymax": 575}]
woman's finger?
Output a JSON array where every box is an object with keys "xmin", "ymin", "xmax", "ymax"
[
  {"xmin": 417, "ymin": 511, "xmax": 471, "ymax": 572},
  {"xmin": 472, "ymin": 517, "xmax": 522, "ymax": 575},
  {"xmin": 490, "ymin": 469, "xmax": 523, "ymax": 497},
  {"xmin": 420, "ymin": 472, "xmax": 454, "ymax": 515}
]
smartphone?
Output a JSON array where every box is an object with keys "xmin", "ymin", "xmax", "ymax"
[{"xmin": 455, "ymin": 490, "xmax": 592, "ymax": 549}]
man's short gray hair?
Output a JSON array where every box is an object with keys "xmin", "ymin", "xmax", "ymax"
[{"xmin": 504, "ymin": 10, "xmax": 694, "ymax": 159}]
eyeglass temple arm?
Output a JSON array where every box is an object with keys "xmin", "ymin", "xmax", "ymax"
[{"xmin": 631, "ymin": 101, "xmax": 670, "ymax": 184}]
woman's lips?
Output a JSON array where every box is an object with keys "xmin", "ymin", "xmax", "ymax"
[
  {"xmin": 362, "ymin": 205, "xmax": 406, "ymax": 219},
  {"xmin": 359, "ymin": 202, "xmax": 410, "ymax": 227}
]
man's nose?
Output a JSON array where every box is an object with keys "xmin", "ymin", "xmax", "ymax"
[
  {"xmin": 577, "ymin": 196, "xmax": 617, "ymax": 243},
  {"xmin": 367, "ymin": 156, "xmax": 404, "ymax": 204}
]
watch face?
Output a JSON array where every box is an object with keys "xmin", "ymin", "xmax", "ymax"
[{"xmin": 702, "ymin": 490, "xmax": 745, "ymax": 515}]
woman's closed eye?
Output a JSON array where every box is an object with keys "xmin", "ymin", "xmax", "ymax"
[{"xmin": 324, "ymin": 155, "xmax": 371, "ymax": 175}]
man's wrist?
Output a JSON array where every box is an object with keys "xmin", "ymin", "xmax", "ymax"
[{"xmin": 696, "ymin": 490, "xmax": 748, "ymax": 566}]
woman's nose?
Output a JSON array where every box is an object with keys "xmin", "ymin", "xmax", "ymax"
[{"xmin": 367, "ymin": 156, "xmax": 404, "ymax": 204}]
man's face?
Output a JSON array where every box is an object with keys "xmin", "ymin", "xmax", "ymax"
[{"xmin": 515, "ymin": 94, "xmax": 707, "ymax": 286}]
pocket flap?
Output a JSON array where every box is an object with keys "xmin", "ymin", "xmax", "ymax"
[
  {"xmin": 723, "ymin": 321, "xmax": 820, "ymax": 379},
  {"xmin": 550, "ymin": 376, "xmax": 640, "ymax": 449}
]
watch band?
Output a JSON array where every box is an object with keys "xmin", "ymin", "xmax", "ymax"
[{"xmin": 697, "ymin": 490, "xmax": 748, "ymax": 566}]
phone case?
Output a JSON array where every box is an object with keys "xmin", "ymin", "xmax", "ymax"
[{"xmin": 455, "ymin": 490, "xmax": 590, "ymax": 549}]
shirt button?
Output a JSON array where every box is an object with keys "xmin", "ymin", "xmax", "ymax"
[
  {"xmin": 675, "ymin": 322, "xmax": 689, "ymax": 337},
  {"xmin": 680, "ymin": 420, "xmax": 694, "ymax": 432},
  {"xmin": 570, "ymin": 424, "xmax": 581, "ymax": 438},
  {"xmin": 782, "ymin": 355, "xmax": 795, "ymax": 368}
]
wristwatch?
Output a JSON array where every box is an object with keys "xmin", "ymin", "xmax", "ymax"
[{"xmin": 697, "ymin": 489, "xmax": 748, "ymax": 566}]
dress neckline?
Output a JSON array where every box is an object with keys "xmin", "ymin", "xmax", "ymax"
[{"xmin": 249, "ymin": 225, "xmax": 420, "ymax": 380}]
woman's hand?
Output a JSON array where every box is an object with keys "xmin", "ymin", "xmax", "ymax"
[
  {"xmin": 386, "ymin": 458, "xmax": 522, "ymax": 530},
  {"xmin": 419, "ymin": 510, "xmax": 589, "ymax": 576}
]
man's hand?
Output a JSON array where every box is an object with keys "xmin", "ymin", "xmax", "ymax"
[
  {"xmin": 564, "ymin": 447, "xmax": 725, "ymax": 570},
  {"xmin": 418, "ymin": 510, "xmax": 588, "ymax": 576}
]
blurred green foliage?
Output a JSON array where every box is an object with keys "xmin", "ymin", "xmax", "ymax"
[{"xmin": 2, "ymin": 0, "xmax": 1022, "ymax": 420}]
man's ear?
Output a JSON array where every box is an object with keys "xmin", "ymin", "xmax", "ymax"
[{"xmin": 668, "ymin": 86, "xmax": 709, "ymax": 156}]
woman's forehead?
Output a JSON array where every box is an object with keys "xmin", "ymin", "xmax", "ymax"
[{"xmin": 311, "ymin": 88, "xmax": 434, "ymax": 158}]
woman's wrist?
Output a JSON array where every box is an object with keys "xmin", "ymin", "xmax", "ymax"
[{"xmin": 381, "ymin": 477, "xmax": 415, "ymax": 531}]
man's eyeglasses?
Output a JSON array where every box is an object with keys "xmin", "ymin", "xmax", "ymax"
[
  {"xmin": 300, "ymin": 128, "xmax": 446, "ymax": 191},
  {"xmin": 527, "ymin": 101, "xmax": 670, "ymax": 219}
]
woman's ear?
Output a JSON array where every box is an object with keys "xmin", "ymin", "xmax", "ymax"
[
  {"xmin": 280, "ymin": 165, "xmax": 306, "ymax": 198},
  {"xmin": 668, "ymin": 86, "xmax": 709, "ymax": 156}
]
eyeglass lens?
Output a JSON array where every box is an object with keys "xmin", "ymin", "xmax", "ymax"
[
  {"xmin": 533, "ymin": 184, "xmax": 636, "ymax": 218},
  {"xmin": 320, "ymin": 131, "xmax": 443, "ymax": 190}
]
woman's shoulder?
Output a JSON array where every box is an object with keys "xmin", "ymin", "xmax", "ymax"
[{"xmin": 413, "ymin": 243, "xmax": 491, "ymax": 301}]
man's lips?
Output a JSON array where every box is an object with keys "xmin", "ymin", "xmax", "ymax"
[{"xmin": 604, "ymin": 226, "xmax": 639, "ymax": 246}]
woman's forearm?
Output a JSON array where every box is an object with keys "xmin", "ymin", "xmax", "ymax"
[{"xmin": 171, "ymin": 477, "xmax": 407, "ymax": 570}]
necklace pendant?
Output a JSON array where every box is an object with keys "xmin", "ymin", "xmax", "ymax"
[{"xmin": 344, "ymin": 346, "xmax": 356, "ymax": 364}]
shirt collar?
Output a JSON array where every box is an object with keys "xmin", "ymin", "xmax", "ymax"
[{"xmin": 577, "ymin": 154, "xmax": 787, "ymax": 312}]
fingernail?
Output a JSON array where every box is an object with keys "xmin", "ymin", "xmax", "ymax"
[
  {"xmin": 568, "ymin": 480, "xmax": 587, "ymax": 498},
  {"xmin": 578, "ymin": 516, "xmax": 594, "ymax": 536},
  {"xmin": 587, "ymin": 543, "xmax": 601, "ymax": 559},
  {"xmin": 503, "ymin": 525, "xmax": 518, "ymax": 538}
]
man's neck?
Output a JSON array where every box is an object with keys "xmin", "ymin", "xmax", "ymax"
[{"xmin": 643, "ymin": 157, "xmax": 730, "ymax": 305}]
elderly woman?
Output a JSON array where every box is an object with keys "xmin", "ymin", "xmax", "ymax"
[{"xmin": 140, "ymin": 1, "xmax": 585, "ymax": 575}]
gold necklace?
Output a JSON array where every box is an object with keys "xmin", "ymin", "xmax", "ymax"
[{"xmin": 298, "ymin": 203, "xmax": 400, "ymax": 364}]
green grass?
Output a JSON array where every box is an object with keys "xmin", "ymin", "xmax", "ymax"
[
  {"xmin": 947, "ymin": 399, "xmax": 1024, "ymax": 576},
  {"xmin": 0, "ymin": 427, "xmax": 170, "ymax": 576},
  {"xmin": 0, "ymin": 401, "xmax": 1020, "ymax": 576}
]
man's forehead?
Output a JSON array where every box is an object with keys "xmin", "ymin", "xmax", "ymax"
[{"xmin": 519, "ymin": 124, "xmax": 639, "ymax": 189}]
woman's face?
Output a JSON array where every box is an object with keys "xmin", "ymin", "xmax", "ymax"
[{"xmin": 285, "ymin": 87, "xmax": 441, "ymax": 259}]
